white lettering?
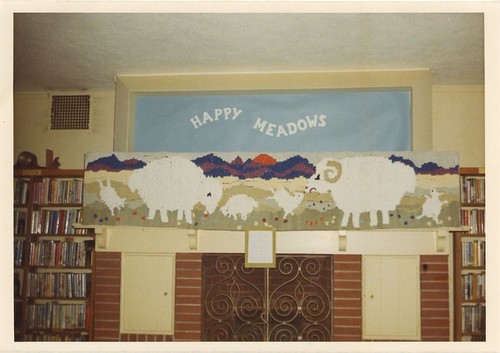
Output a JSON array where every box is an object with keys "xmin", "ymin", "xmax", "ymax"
[
  {"xmin": 190, "ymin": 115, "xmax": 203, "ymax": 129},
  {"xmin": 202, "ymin": 111, "xmax": 214, "ymax": 124},
  {"xmin": 223, "ymin": 107, "xmax": 232, "ymax": 120},
  {"xmin": 253, "ymin": 117, "xmax": 267, "ymax": 132},
  {"xmin": 189, "ymin": 107, "xmax": 244, "ymax": 129},
  {"xmin": 318, "ymin": 114, "xmax": 327, "ymax": 127},
  {"xmin": 276, "ymin": 125, "xmax": 288, "ymax": 137},
  {"xmin": 287, "ymin": 122, "xmax": 298, "ymax": 135},
  {"xmin": 266, "ymin": 123, "xmax": 277, "ymax": 136},
  {"xmin": 232, "ymin": 108, "xmax": 243, "ymax": 120},
  {"xmin": 214, "ymin": 108, "xmax": 223, "ymax": 121},
  {"xmin": 305, "ymin": 115, "xmax": 318, "ymax": 128},
  {"xmin": 297, "ymin": 119, "xmax": 308, "ymax": 131},
  {"xmin": 253, "ymin": 114, "xmax": 328, "ymax": 138}
]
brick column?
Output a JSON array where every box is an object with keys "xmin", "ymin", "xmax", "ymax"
[
  {"xmin": 174, "ymin": 253, "xmax": 203, "ymax": 341},
  {"xmin": 420, "ymin": 255, "xmax": 450, "ymax": 341},
  {"xmin": 332, "ymin": 254, "xmax": 362, "ymax": 341},
  {"xmin": 93, "ymin": 252, "xmax": 121, "ymax": 341}
]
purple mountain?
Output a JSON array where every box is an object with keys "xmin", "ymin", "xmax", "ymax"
[
  {"xmin": 193, "ymin": 153, "xmax": 315, "ymax": 179},
  {"xmin": 389, "ymin": 155, "xmax": 458, "ymax": 175},
  {"xmin": 86, "ymin": 154, "xmax": 146, "ymax": 172}
]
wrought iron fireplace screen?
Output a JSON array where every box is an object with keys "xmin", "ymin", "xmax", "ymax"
[{"xmin": 202, "ymin": 254, "xmax": 333, "ymax": 341}]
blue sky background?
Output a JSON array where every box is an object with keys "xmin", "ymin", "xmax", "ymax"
[{"xmin": 134, "ymin": 90, "xmax": 411, "ymax": 152}]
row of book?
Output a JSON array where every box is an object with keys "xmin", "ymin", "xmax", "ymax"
[
  {"xmin": 14, "ymin": 302, "xmax": 22, "ymax": 327},
  {"xmin": 23, "ymin": 333, "xmax": 89, "ymax": 341},
  {"xmin": 461, "ymin": 272, "xmax": 485, "ymax": 301},
  {"xmin": 30, "ymin": 208, "xmax": 82, "ymax": 235},
  {"xmin": 461, "ymin": 208, "xmax": 485, "ymax": 235},
  {"xmin": 14, "ymin": 179, "xmax": 29, "ymax": 205},
  {"xmin": 461, "ymin": 240, "xmax": 485, "ymax": 268},
  {"xmin": 14, "ymin": 273, "xmax": 22, "ymax": 297},
  {"xmin": 461, "ymin": 176, "xmax": 485, "ymax": 204},
  {"xmin": 14, "ymin": 239, "xmax": 24, "ymax": 267},
  {"xmin": 29, "ymin": 240, "xmax": 93, "ymax": 268},
  {"xmin": 32, "ymin": 178, "xmax": 84, "ymax": 205},
  {"xmin": 461, "ymin": 304, "xmax": 485, "ymax": 335},
  {"xmin": 26, "ymin": 272, "xmax": 91, "ymax": 299},
  {"xmin": 14, "ymin": 210, "xmax": 27, "ymax": 235},
  {"xmin": 26, "ymin": 302, "xmax": 89, "ymax": 330}
]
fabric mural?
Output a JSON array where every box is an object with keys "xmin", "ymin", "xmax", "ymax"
[{"xmin": 82, "ymin": 151, "xmax": 460, "ymax": 231}]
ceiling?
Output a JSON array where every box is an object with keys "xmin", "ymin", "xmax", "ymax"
[{"xmin": 13, "ymin": 12, "xmax": 485, "ymax": 92}]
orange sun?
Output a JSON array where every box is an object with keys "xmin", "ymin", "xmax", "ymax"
[{"xmin": 253, "ymin": 153, "xmax": 277, "ymax": 165}]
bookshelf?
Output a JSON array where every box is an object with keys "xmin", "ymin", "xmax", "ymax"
[
  {"xmin": 453, "ymin": 168, "xmax": 485, "ymax": 341},
  {"xmin": 14, "ymin": 168, "xmax": 95, "ymax": 341}
]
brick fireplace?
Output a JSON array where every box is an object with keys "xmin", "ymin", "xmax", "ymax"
[{"xmin": 92, "ymin": 252, "xmax": 450, "ymax": 342}]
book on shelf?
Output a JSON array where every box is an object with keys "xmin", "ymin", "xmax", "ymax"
[
  {"xmin": 461, "ymin": 272, "xmax": 485, "ymax": 301},
  {"xmin": 28, "ymin": 240, "xmax": 92, "ymax": 268},
  {"xmin": 23, "ymin": 333, "xmax": 89, "ymax": 341},
  {"xmin": 14, "ymin": 272, "xmax": 21, "ymax": 297},
  {"xmin": 32, "ymin": 178, "xmax": 83, "ymax": 205},
  {"xmin": 14, "ymin": 210, "xmax": 27, "ymax": 235},
  {"xmin": 14, "ymin": 239, "xmax": 25, "ymax": 267},
  {"xmin": 27, "ymin": 272, "xmax": 91, "ymax": 299},
  {"xmin": 461, "ymin": 208, "xmax": 485, "ymax": 235},
  {"xmin": 460, "ymin": 175, "xmax": 485, "ymax": 204},
  {"xmin": 14, "ymin": 168, "xmax": 95, "ymax": 342},
  {"xmin": 461, "ymin": 240, "xmax": 485, "ymax": 267},
  {"xmin": 26, "ymin": 302, "xmax": 88, "ymax": 330},
  {"xmin": 30, "ymin": 208, "xmax": 83, "ymax": 235},
  {"xmin": 461, "ymin": 304, "xmax": 486, "ymax": 335},
  {"xmin": 14, "ymin": 179, "xmax": 30, "ymax": 205},
  {"xmin": 14, "ymin": 302, "xmax": 22, "ymax": 328},
  {"xmin": 454, "ymin": 170, "xmax": 487, "ymax": 341}
]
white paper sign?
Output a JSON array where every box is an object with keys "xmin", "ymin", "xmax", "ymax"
[{"xmin": 245, "ymin": 229, "xmax": 275, "ymax": 267}]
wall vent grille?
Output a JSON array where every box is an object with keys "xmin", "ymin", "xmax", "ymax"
[{"xmin": 50, "ymin": 95, "xmax": 90, "ymax": 130}]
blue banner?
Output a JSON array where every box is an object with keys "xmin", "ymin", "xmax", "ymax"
[{"xmin": 134, "ymin": 90, "xmax": 411, "ymax": 152}]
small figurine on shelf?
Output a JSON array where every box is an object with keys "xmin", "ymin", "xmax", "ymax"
[
  {"xmin": 45, "ymin": 149, "xmax": 61, "ymax": 169},
  {"xmin": 14, "ymin": 151, "xmax": 40, "ymax": 169},
  {"xmin": 49, "ymin": 157, "xmax": 61, "ymax": 169},
  {"xmin": 14, "ymin": 149, "xmax": 61, "ymax": 169}
]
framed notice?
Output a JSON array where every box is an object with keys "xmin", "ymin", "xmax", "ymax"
[{"xmin": 245, "ymin": 227, "xmax": 276, "ymax": 268}]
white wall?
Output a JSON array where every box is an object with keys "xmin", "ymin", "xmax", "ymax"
[{"xmin": 13, "ymin": 85, "xmax": 485, "ymax": 169}]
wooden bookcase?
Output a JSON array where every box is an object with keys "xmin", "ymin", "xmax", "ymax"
[
  {"xmin": 453, "ymin": 167, "xmax": 485, "ymax": 341},
  {"xmin": 14, "ymin": 168, "xmax": 95, "ymax": 341}
]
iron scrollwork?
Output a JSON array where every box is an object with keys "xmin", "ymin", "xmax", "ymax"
[
  {"xmin": 203, "ymin": 254, "xmax": 332, "ymax": 341},
  {"xmin": 203, "ymin": 255, "xmax": 266, "ymax": 341}
]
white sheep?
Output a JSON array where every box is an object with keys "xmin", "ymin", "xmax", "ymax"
[
  {"xmin": 128, "ymin": 156, "xmax": 223, "ymax": 224},
  {"xmin": 97, "ymin": 178, "xmax": 126, "ymax": 216},
  {"xmin": 219, "ymin": 194, "xmax": 258, "ymax": 221},
  {"xmin": 270, "ymin": 188, "xmax": 304, "ymax": 218},
  {"xmin": 305, "ymin": 156, "xmax": 416, "ymax": 228},
  {"xmin": 417, "ymin": 188, "xmax": 445, "ymax": 224}
]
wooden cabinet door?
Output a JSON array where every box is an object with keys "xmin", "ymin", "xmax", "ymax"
[
  {"xmin": 362, "ymin": 255, "xmax": 421, "ymax": 340},
  {"xmin": 121, "ymin": 253, "xmax": 175, "ymax": 334}
]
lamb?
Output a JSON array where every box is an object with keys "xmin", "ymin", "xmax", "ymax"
[
  {"xmin": 128, "ymin": 156, "xmax": 223, "ymax": 224},
  {"xmin": 219, "ymin": 194, "xmax": 258, "ymax": 221},
  {"xmin": 305, "ymin": 156, "xmax": 416, "ymax": 228},
  {"xmin": 270, "ymin": 188, "xmax": 304, "ymax": 218},
  {"xmin": 417, "ymin": 188, "xmax": 446, "ymax": 224},
  {"xmin": 97, "ymin": 178, "xmax": 126, "ymax": 216}
]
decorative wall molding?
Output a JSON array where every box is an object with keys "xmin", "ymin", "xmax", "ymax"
[{"xmin": 92, "ymin": 227, "xmax": 453, "ymax": 256}]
